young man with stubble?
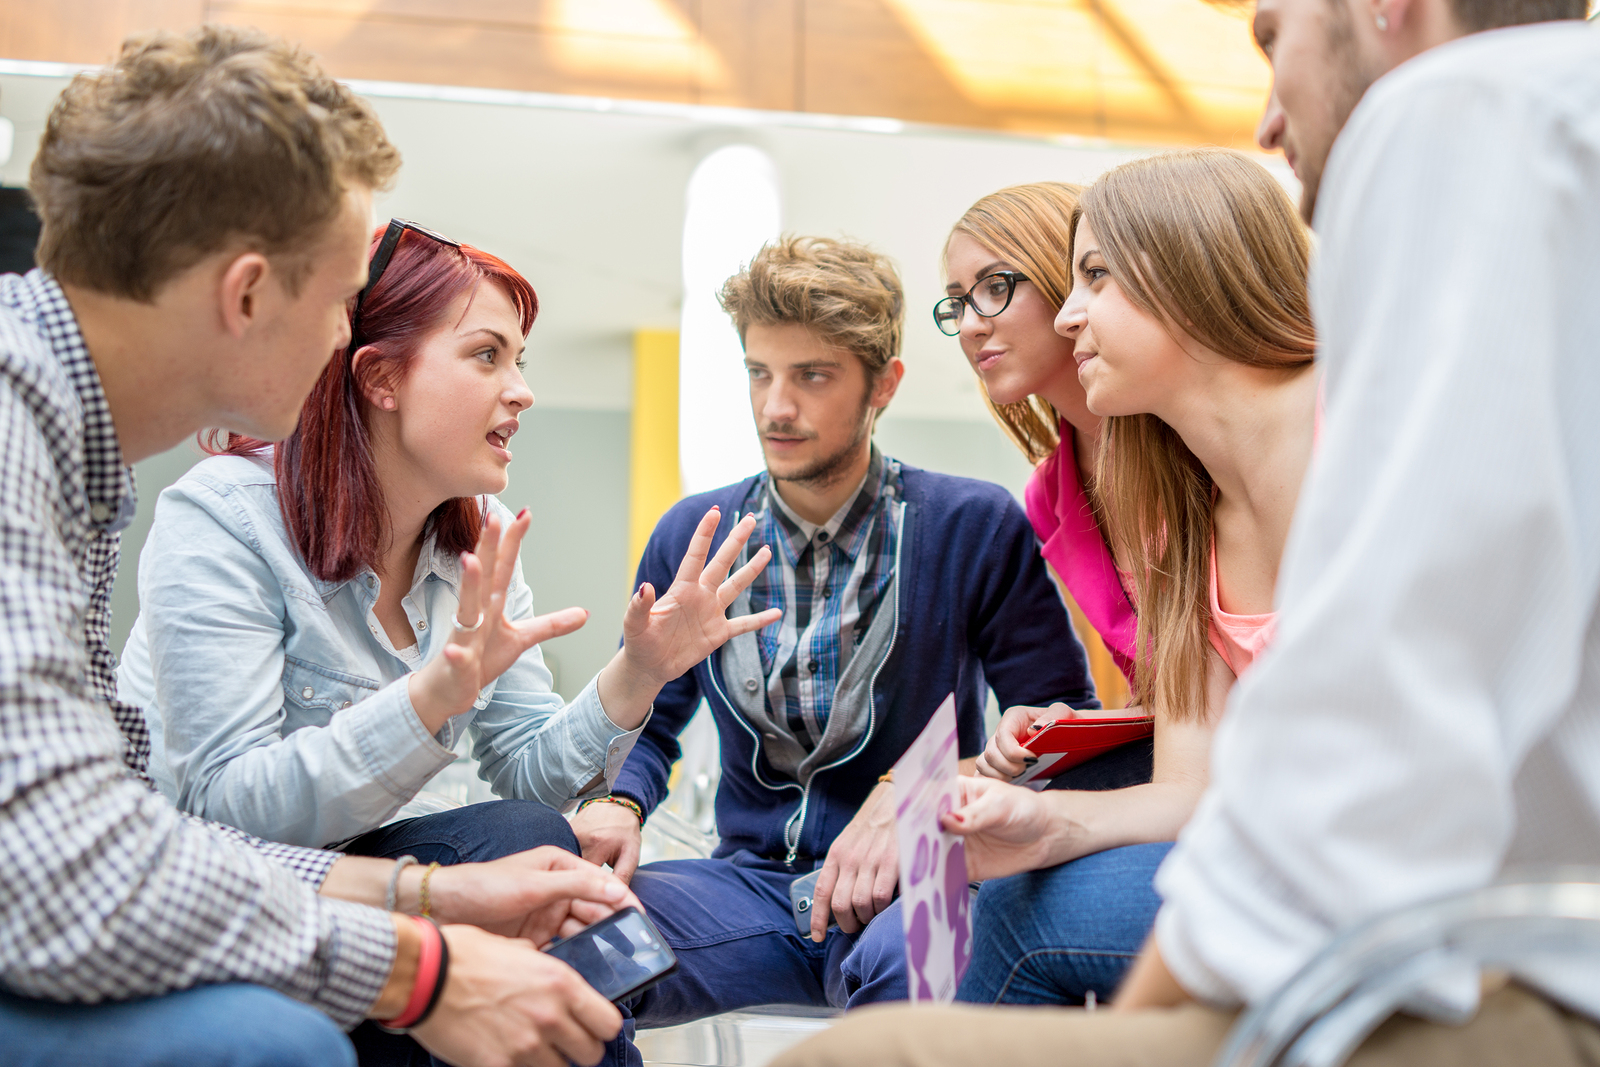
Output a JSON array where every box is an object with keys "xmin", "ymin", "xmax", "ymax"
[
  {"xmin": 570, "ymin": 235, "xmax": 1099, "ymax": 1056},
  {"xmin": 0, "ymin": 27, "xmax": 645, "ymax": 1067}
]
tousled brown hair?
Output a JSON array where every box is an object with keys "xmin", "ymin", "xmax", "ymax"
[
  {"xmin": 1082, "ymin": 148, "xmax": 1315, "ymax": 720},
  {"xmin": 31, "ymin": 25, "xmax": 400, "ymax": 301},
  {"xmin": 947, "ymin": 182, "xmax": 1083, "ymax": 464},
  {"xmin": 719, "ymin": 235, "xmax": 905, "ymax": 392}
]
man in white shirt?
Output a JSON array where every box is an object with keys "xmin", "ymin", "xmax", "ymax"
[{"xmin": 774, "ymin": 0, "xmax": 1600, "ymax": 1064}]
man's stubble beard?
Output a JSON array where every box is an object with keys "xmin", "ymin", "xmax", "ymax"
[
  {"xmin": 766, "ymin": 396, "xmax": 875, "ymax": 492},
  {"xmin": 1297, "ymin": 0, "xmax": 1378, "ymax": 223}
]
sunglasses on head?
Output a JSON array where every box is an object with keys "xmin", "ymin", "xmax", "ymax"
[{"xmin": 349, "ymin": 218, "xmax": 461, "ymax": 350}]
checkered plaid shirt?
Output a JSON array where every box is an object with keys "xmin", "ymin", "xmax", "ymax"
[
  {"xmin": 741, "ymin": 448, "xmax": 901, "ymax": 750},
  {"xmin": 0, "ymin": 271, "xmax": 392, "ymax": 1025}
]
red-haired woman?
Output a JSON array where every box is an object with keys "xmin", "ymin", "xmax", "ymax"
[{"xmin": 117, "ymin": 220, "xmax": 777, "ymax": 872}]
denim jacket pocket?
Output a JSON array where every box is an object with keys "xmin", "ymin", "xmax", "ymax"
[{"xmin": 282, "ymin": 657, "xmax": 381, "ymax": 717}]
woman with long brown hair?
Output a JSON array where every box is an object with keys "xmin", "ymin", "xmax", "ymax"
[{"xmin": 941, "ymin": 149, "xmax": 1317, "ymax": 1005}]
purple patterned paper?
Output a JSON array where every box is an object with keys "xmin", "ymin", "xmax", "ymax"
[{"xmin": 892, "ymin": 694, "xmax": 972, "ymax": 1002}]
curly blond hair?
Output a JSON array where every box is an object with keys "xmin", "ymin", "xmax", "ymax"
[{"xmin": 719, "ymin": 235, "xmax": 905, "ymax": 380}]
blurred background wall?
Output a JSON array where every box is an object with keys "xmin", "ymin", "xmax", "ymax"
[{"xmin": 0, "ymin": 0, "xmax": 1290, "ymax": 706}]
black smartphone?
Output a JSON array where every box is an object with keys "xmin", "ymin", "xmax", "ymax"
[{"xmin": 543, "ymin": 907, "xmax": 679, "ymax": 1004}]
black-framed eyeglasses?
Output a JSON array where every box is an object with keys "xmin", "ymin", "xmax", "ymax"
[
  {"xmin": 932, "ymin": 270, "xmax": 1030, "ymax": 336},
  {"xmin": 349, "ymin": 218, "xmax": 461, "ymax": 349}
]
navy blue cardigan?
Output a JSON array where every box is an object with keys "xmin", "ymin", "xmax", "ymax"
[{"xmin": 612, "ymin": 463, "xmax": 1098, "ymax": 865}]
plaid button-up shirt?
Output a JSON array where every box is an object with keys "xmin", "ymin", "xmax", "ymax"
[
  {"xmin": 741, "ymin": 448, "xmax": 901, "ymax": 751},
  {"xmin": 0, "ymin": 271, "xmax": 392, "ymax": 1025}
]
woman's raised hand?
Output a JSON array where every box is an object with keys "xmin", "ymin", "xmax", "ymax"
[
  {"xmin": 597, "ymin": 508, "xmax": 781, "ymax": 725},
  {"xmin": 409, "ymin": 509, "xmax": 589, "ymax": 733}
]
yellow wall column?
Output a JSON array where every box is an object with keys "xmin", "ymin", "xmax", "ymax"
[{"xmin": 628, "ymin": 329, "xmax": 682, "ymax": 581}]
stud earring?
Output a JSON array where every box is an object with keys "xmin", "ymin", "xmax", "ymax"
[
  {"xmin": 381, "ymin": 397, "xmax": 396, "ymax": 411},
  {"xmin": 1375, "ymin": 11, "xmax": 1389, "ymax": 29}
]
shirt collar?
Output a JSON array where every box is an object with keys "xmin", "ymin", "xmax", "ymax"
[
  {"xmin": 12, "ymin": 271, "xmax": 136, "ymax": 532},
  {"xmin": 309, "ymin": 518, "xmax": 464, "ymax": 600},
  {"xmin": 763, "ymin": 446, "xmax": 889, "ymax": 565}
]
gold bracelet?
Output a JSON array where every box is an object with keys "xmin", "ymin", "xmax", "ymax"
[
  {"xmin": 578, "ymin": 795, "xmax": 645, "ymax": 825},
  {"xmin": 877, "ymin": 769, "xmax": 895, "ymax": 784},
  {"xmin": 419, "ymin": 861, "xmax": 440, "ymax": 918}
]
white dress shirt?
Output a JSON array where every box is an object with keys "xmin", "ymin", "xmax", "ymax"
[{"xmin": 1154, "ymin": 21, "xmax": 1600, "ymax": 1020}]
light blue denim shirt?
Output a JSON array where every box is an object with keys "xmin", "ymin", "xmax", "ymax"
[{"xmin": 116, "ymin": 453, "xmax": 644, "ymax": 848}]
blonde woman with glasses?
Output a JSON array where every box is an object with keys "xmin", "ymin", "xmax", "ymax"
[{"xmin": 936, "ymin": 150, "xmax": 1317, "ymax": 1006}]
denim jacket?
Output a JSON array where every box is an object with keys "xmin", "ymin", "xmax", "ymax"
[{"xmin": 116, "ymin": 453, "xmax": 644, "ymax": 848}]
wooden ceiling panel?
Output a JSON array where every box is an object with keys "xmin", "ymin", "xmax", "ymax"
[{"xmin": 0, "ymin": 0, "xmax": 1272, "ymax": 146}]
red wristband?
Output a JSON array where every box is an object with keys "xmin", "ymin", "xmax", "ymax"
[{"xmin": 378, "ymin": 916, "xmax": 442, "ymax": 1031}]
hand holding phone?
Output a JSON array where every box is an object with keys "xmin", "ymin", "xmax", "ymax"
[
  {"xmin": 789, "ymin": 868, "xmax": 831, "ymax": 936},
  {"xmin": 542, "ymin": 907, "xmax": 678, "ymax": 1004}
]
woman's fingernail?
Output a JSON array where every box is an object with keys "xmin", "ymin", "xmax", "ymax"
[
  {"xmin": 1022, "ymin": 756, "xmax": 1038, "ymax": 765},
  {"xmin": 518, "ymin": 507, "xmax": 529, "ymax": 520}
]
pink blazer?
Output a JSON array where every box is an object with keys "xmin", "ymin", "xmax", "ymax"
[{"xmin": 1024, "ymin": 425, "xmax": 1139, "ymax": 685}]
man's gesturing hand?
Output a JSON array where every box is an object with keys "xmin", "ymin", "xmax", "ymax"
[
  {"xmin": 571, "ymin": 801, "xmax": 644, "ymax": 884},
  {"xmin": 410, "ymin": 925, "xmax": 622, "ymax": 1067},
  {"xmin": 426, "ymin": 846, "xmax": 642, "ymax": 945},
  {"xmin": 810, "ymin": 780, "xmax": 898, "ymax": 941}
]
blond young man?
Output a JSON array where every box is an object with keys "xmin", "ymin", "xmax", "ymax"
[
  {"xmin": 570, "ymin": 236, "xmax": 1096, "ymax": 1062},
  {"xmin": 776, "ymin": 0, "xmax": 1600, "ymax": 1064},
  {"xmin": 0, "ymin": 28, "xmax": 639, "ymax": 1067}
]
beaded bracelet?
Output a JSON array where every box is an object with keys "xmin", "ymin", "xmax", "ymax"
[
  {"xmin": 419, "ymin": 861, "xmax": 441, "ymax": 918},
  {"xmin": 385, "ymin": 855, "xmax": 417, "ymax": 914},
  {"xmin": 376, "ymin": 916, "xmax": 449, "ymax": 1033},
  {"xmin": 577, "ymin": 794, "xmax": 645, "ymax": 825}
]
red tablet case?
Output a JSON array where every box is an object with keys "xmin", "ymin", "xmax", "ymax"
[{"xmin": 1011, "ymin": 715, "xmax": 1155, "ymax": 789}]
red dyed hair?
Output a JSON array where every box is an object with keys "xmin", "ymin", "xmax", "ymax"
[{"xmin": 210, "ymin": 226, "xmax": 538, "ymax": 582}]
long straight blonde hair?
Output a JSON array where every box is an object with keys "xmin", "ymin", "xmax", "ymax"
[
  {"xmin": 1080, "ymin": 149, "xmax": 1315, "ymax": 720},
  {"xmin": 947, "ymin": 182, "xmax": 1083, "ymax": 463}
]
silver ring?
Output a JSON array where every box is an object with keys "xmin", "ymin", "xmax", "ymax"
[{"xmin": 451, "ymin": 611, "xmax": 485, "ymax": 633}]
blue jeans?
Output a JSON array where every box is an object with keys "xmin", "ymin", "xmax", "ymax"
[
  {"xmin": 0, "ymin": 983, "xmax": 354, "ymax": 1067},
  {"xmin": 340, "ymin": 799, "xmax": 581, "ymax": 1067},
  {"xmin": 950, "ymin": 735, "xmax": 1163, "ymax": 1006},
  {"xmin": 955, "ymin": 842, "xmax": 1175, "ymax": 1005},
  {"xmin": 602, "ymin": 850, "xmax": 909, "ymax": 1066}
]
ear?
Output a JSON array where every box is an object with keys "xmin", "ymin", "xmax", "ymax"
[
  {"xmin": 349, "ymin": 344, "xmax": 394, "ymax": 410},
  {"xmin": 869, "ymin": 358, "xmax": 906, "ymax": 411},
  {"xmin": 217, "ymin": 252, "xmax": 272, "ymax": 340}
]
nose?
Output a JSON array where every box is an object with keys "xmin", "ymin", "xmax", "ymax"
[
  {"xmin": 958, "ymin": 301, "xmax": 991, "ymax": 345},
  {"xmin": 334, "ymin": 312, "xmax": 354, "ymax": 354},
  {"xmin": 504, "ymin": 364, "xmax": 534, "ymax": 411},
  {"xmin": 1055, "ymin": 291, "xmax": 1087, "ymax": 339},
  {"xmin": 1257, "ymin": 88, "xmax": 1286, "ymax": 153},
  {"xmin": 762, "ymin": 375, "xmax": 799, "ymax": 423}
]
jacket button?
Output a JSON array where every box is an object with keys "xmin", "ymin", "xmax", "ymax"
[
  {"xmin": 340, "ymin": 700, "xmax": 352, "ymax": 709},
  {"xmin": 744, "ymin": 678, "xmax": 760, "ymax": 693},
  {"xmin": 416, "ymin": 620, "xmax": 427, "ymax": 630},
  {"xmin": 807, "ymin": 660, "xmax": 819, "ymax": 673},
  {"xmin": 301, "ymin": 687, "xmax": 315, "ymax": 699}
]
